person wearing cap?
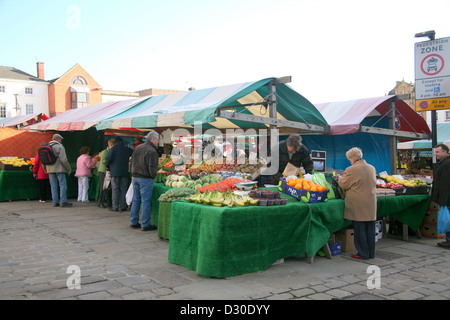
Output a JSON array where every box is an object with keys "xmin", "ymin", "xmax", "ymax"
[
  {"xmin": 43, "ymin": 133, "xmax": 72, "ymax": 207},
  {"xmin": 129, "ymin": 131, "xmax": 160, "ymax": 231}
]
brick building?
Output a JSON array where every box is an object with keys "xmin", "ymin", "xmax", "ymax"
[{"xmin": 45, "ymin": 63, "xmax": 103, "ymax": 116}]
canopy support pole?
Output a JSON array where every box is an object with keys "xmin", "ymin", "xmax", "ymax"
[{"xmin": 389, "ymin": 96, "xmax": 397, "ymax": 174}]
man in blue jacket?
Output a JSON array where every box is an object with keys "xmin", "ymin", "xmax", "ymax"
[{"xmin": 106, "ymin": 137, "xmax": 133, "ymax": 212}]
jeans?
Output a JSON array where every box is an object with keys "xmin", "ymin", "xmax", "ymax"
[
  {"xmin": 353, "ymin": 221, "xmax": 376, "ymax": 259},
  {"xmin": 111, "ymin": 176, "xmax": 129, "ymax": 210},
  {"xmin": 130, "ymin": 177, "xmax": 154, "ymax": 228},
  {"xmin": 446, "ymin": 232, "xmax": 450, "ymax": 243},
  {"xmin": 48, "ymin": 172, "xmax": 68, "ymax": 204}
]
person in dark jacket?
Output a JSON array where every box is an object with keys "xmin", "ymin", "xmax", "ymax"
[
  {"xmin": 270, "ymin": 134, "xmax": 313, "ymax": 184},
  {"xmin": 431, "ymin": 144, "xmax": 450, "ymax": 248},
  {"xmin": 105, "ymin": 137, "xmax": 133, "ymax": 212},
  {"xmin": 129, "ymin": 131, "xmax": 160, "ymax": 231}
]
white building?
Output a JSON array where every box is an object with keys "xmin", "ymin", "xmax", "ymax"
[{"xmin": 0, "ymin": 65, "xmax": 49, "ymax": 118}]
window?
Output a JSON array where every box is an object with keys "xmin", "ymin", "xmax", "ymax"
[
  {"xmin": 0, "ymin": 86, "xmax": 5, "ymax": 93},
  {"xmin": 25, "ymin": 87, "xmax": 33, "ymax": 94},
  {"xmin": 26, "ymin": 104, "xmax": 34, "ymax": 115},
  {"xmin": 0, "ymin": 103, "xmax": 6, "ymax": 118},
  {"xmin": 446, "ymin": 111, "xmax": 450, "ymax": 122},
  {"xmin": 71, "ymin": 92, "xmax": 88, "ymax": 109},
  {"xmin": 71, "ymin": 76, "xmax": 88, "ymax": 85}
]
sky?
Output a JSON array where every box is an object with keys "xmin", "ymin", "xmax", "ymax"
[{"xmin": 1, "ymin": 0, "xmax": 450, "ymax": 104}]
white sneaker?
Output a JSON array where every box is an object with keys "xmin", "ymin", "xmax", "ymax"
[
  {"xmin": 82, "ymin": 200, "xmax": 90, "ymax": 203},
  {"xmin": 39, "ymin": 200, "xmax": 46, "ymax": 203}
]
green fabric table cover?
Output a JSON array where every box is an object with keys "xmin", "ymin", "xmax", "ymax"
[
  {"xmin": 157, "ymin": 202, "xmax": 172, "ymax": 239},
  {"xmin": 0, "ymin": 169, "xmax": 40, "ymax": 201},
  {"xmin": 0, "ymin": 168, "xmax": 99, "ymax": 202},
  {"xmin": 151, "ymin": 183, "xmax": 171, "ymax": 226},
  {"xmin": 168, "ymin": 193, "xmax": 430, "ymax": 278}
]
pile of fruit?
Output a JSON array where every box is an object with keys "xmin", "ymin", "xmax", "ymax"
[
  {"xmin": 382, "ymin": 175, "xmax": 427, "ymax": 187},
  {"xmin": 0, "ymin": 157, "xmax": 31, "ymax": 168},
  {"xmin": 186, "ymin": 189, "xmax": 259, "ymax": 207},
  {"xmin": 248, "ymin": 189, "xmax": 288, "ymax": 206},
  {"xmin": 286, "ymin": 177, "xmax": 327, "ymax": 192}
]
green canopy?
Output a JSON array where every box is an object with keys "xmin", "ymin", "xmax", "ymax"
[{"xmin": 96, "ymin": 77, "xmax": 327, "ymax": 132}]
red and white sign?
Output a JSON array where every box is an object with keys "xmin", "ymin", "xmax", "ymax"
[{"xmin": 415, "ymin": 37, "xmax": 450, "ymax": 111}]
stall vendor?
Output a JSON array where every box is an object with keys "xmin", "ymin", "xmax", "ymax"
[{"xmin": 270, "ymin": 134, "xmax": 313, "ymax": 184}]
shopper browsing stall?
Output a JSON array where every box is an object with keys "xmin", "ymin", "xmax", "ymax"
[
  {"xmin": 43, "ymin": 134, "xmax": 72, "ymax": 207},
  {"xmin": 129, "ymin": 131, "xmax": 160, "ymax": 231},
  {"xmin": 33, "ymin": 143, "xmax": 51, "ymax": 203},
  {"xmin": 105, "ymin": 137, "xmax": 133, "ymax": 212},
  {"xmin": 75, "ymin": 146, "xmax": 97, "ymax": 203},
  {"xmin": 97, "ymin": 139, "xmax": 115, "ymax": 208},
  {"xmin": 338, "ymin": 147, "xmax": 377, "ymax": 260}
]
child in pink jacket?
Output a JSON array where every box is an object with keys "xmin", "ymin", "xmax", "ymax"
[{"xmin": 75, "ymin": 146, "xmax": 97, "ymax": 202}]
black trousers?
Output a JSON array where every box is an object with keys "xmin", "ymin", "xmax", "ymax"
[
  {"xmin": 353, "ymin": 221, "xmax": 376, "ymax": 259},
  {"xmin": 97, "ymin": 172, "xmax": 112, "ymax": 207},
  {"xmin": 38, "ymin": 179, "xmax": 51, "ymax": 201}
]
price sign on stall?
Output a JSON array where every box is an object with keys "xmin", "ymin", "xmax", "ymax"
[{"xmin": 415, "ymin": 37, "xmax": 450, "ymax": 111}]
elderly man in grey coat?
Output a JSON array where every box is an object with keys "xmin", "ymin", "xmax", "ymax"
[{"xmin": 43, "ymin": 133, "xmax": 72, "ymax": 207}]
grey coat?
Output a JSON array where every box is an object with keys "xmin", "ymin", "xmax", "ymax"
[{"xmin": 43, "ymin": 140, "xmax": 71, "ymax": 174}]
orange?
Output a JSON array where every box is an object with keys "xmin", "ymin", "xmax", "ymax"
[
  {"xmin": 310, "ymin": 186, "xmax": 317, "ymax": 192},
  {"xmin": 288, "ymin": 180, "xmax": 296, "ymax": 187},
  {"xmin": 294, "ymin": 183, "xmax": 302, "ymax": 189}
]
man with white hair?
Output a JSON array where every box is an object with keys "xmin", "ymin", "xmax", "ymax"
[
  {"xmin": 129, "ymin": 131, "xmax": 160, "ymax": 231},
  {"xmin": 43, "ymin": 133, "xmax": 72, "ymax": 207}
]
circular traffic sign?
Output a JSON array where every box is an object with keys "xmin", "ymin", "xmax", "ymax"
[
  {"xmin": 420, "ymin": 53, "xmax": 445, "ymax": 76},
  {"xmin": 419, "ymin": 101, "xmax": 428, "ymax": 109}
]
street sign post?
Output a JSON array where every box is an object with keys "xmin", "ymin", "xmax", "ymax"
[{"xmin": 415, "ymin": 37, "xmax": 450, "ymax": 111}]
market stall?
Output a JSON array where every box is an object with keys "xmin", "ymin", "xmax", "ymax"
[{"xmin": 166, "ymin": 191, "xmax": 429, "ymax": 278}]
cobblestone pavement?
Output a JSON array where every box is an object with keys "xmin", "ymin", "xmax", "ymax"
[{"xmin": 1, "ymin": 200, "xmax": 450, "ymax": 301}]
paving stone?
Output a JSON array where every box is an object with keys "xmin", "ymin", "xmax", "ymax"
[{"xmin": 291, "ymin": 288, "xmax": 316, "ymax": 298}]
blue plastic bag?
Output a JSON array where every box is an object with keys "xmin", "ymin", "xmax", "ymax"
[{"xmin": 437, "ymin": 206, "xmax": 450, "ymax": 234}]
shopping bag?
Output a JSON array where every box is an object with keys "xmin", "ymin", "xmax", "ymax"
[
  {"xmin": 437, "ymin": 205, "xmax": 450, "ymax": 234},
  {"xmin": 126, "ymin": 181, "xmax": 133, "ymax": 205},
  {"xmin": 282, "ymin": 162, "xmax": 300, "ymax": 177},
  {"xmin": 103, "ymin": 171, "xmax": 111, "ymax": 190}
]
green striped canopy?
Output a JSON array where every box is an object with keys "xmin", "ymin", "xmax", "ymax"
[{"xmin": 96, "ymin": 78, "xmax": 327, "ymax": 132}]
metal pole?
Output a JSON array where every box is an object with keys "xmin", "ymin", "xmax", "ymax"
[
  {"xmin": 389, "ymin": 96, "xmax": 397, "ymax": 174},
  {"xmin": 431, "ymin": 110, "xmax": 438, "ymax": 174}
]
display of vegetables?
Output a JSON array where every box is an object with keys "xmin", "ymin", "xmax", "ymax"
[
  {"xmin": 158, "ymin": 188, "xmax": 196, "ymax": 203},
  {"xmin": 186, "ymin": 190, "xmax": 259, "ymax": 207}
]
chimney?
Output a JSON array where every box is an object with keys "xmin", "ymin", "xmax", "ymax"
[{"xmin": 36, "ymin": 62, "xmax": 45, "ymax": 80}]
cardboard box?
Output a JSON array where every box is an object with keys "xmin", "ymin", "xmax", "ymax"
[
  {"xmin": 420, "ymin": 223, "xmax": 445, "ymax": 239},
  {"xmin": 334, "ymin": 229, "xmax": 356, "ymax": 252}
]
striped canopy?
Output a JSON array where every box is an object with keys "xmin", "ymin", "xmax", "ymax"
[
  {"xmin": 27, "ymin": 98, "xmax": 147, "ymax": 131},
  {"xmin": 96, "ymin": 78, "xmax": 327, "ymax": 132},
  {"xmin": 314, "ymin": 95, "xmax": 430, "ymax": 137}
]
